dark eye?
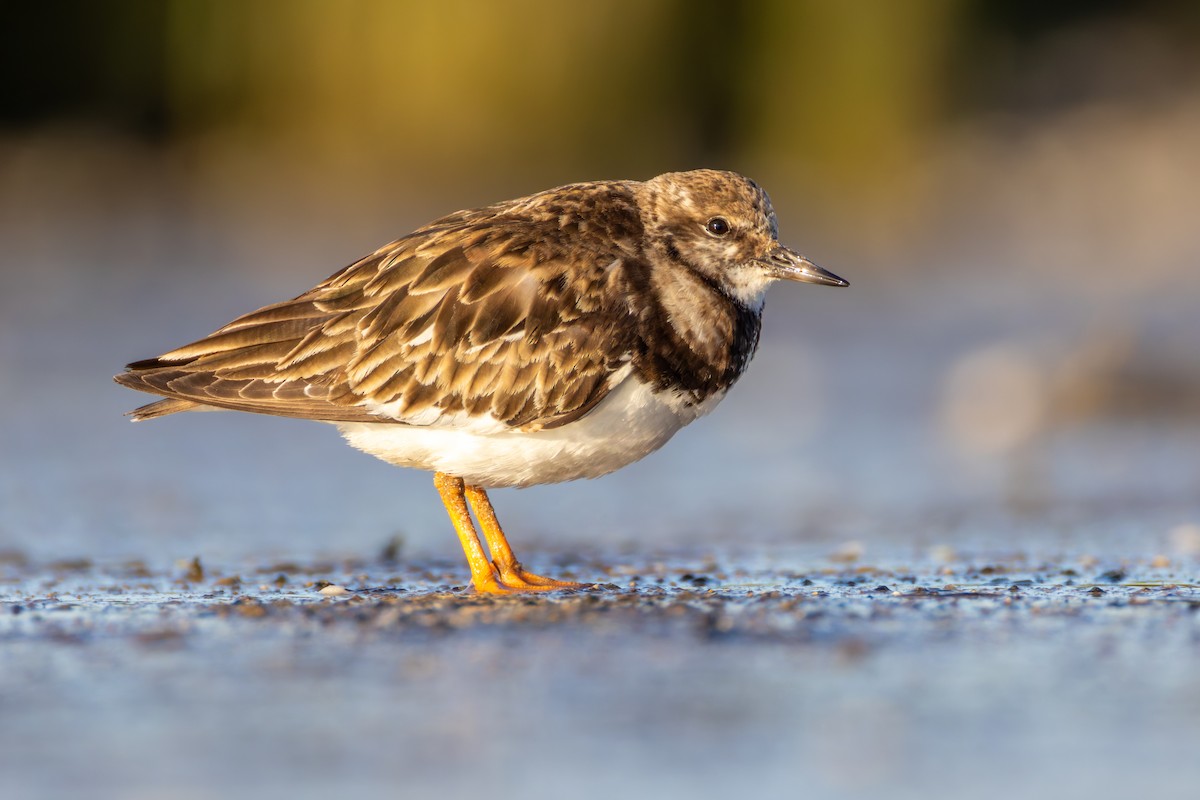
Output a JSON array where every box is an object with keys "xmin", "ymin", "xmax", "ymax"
[{"xmin": 705, "ymin": 217, "xmax": 731, "ymax": 237}]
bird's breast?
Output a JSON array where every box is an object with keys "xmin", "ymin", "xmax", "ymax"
[{"xmin": 631, "ymin": 265, "xmax": 763, "ymax": 405}]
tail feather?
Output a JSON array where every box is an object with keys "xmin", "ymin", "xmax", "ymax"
[
  {"xmin": 115, "ymin": 369, "xmax": 203, "ymax": 420},
  {"xmin": 127, "ymin": 397, "xmax": 202, "ymax": 421}
]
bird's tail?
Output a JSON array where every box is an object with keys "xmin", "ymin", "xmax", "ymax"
[
  {"xmin": 126, "ymin": 397, "xmax": 201, "ymax": 421},
  {"xmin": 114, "ymin": 369, "xmax": 202, "ymax": 421}
]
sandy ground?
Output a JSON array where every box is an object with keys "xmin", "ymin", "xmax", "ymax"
[{"xmin": 2, "ymin": 537, "xmax": 1198, "ymax": 800}]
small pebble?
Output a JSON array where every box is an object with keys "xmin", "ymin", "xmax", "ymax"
[
  {"xmin": 829, "ymin": 542, "xmax": 863, "ymax": 563},
  {"xmin": 1168, "ymin": 523, "xmax": 1200, "ymax": 557},
  {"xmin": 182, "ymin": 557, "xmax": 204, "ymax": 583},
  {"xmin": 930, "ymin": 545, "xmax": 957, "ymax": 563},
  {"xmin": 319, "ymin": 584, "xmax": 350, "ymax": 597}
]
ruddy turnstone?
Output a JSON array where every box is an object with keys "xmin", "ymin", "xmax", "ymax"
[{"xmin": 115, "ymin": 169, "xmax": 847, "ymax": 593}]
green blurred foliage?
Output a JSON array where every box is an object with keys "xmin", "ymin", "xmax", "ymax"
[{"xmin": 2, "ymin": 0, "xmax": 1198, "ymax": 191}]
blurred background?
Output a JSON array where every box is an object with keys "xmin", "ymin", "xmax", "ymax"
[{"xmin": 2, "ymin": 0, "xmax": 1199, "ymax": 561}]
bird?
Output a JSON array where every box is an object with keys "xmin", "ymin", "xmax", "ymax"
[{"xmin": 115, "ymin": 169, "xmax": 848, "ymax": 594}]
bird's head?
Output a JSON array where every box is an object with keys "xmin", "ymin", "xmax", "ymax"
[{"xmin": 639, "ymin": 169, "xmax": 847, "ymax": 307}]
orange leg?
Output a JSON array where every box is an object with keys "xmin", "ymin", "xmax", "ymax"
[
  {"xmin": 433, "ymin": 472, "xmax": 508, "ymax": 593},
  {"xmin": 464, "ymin": 484, "xmax": 584, "ymax": 591},
  {"xmin": 433, "ymin": 473, "xmax": 583, "ymax": 594}
]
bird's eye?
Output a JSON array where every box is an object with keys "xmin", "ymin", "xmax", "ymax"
[{"xmin": 705, "ymin": 217, "xmax": 731, "ymax": 237}]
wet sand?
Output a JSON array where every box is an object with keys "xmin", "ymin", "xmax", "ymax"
[{"xmin": 3, "ymin": 542, "xmax": 1198, "ymax": 800}]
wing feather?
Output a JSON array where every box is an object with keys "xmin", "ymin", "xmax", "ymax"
[{"xmin": 115, "ymin": 190, "xmax": 645, "ymax": 429}]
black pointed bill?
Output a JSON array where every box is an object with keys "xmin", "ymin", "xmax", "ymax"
[{"xmin": 762, "ymin": 246, "xmax": 848, "ymax": 287}]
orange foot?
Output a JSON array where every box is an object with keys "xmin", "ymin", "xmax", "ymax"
[
  {"xmin": 434, "ymin": 472, "xmax": 589, "ymax": 595},
  {"xmin": 473, "ymin": 561, "xmax": 586, "ymax": 594}
]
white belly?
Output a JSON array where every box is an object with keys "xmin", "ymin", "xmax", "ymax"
[{"xmin": 334, "ymin": 376, "xmax": 725, "ymax": 488}]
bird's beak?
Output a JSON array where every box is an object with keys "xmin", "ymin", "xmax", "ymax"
[{"xmin": 762, "ymin": 246, "xmax": 848, "ymax": 287}]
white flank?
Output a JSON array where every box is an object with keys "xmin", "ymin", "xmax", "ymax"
[{"xmin": 335, "ymin": 375, "xmax": 726, "ymax": 488}]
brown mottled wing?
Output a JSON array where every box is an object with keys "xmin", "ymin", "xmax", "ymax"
[{"xmin": 116, "ymin": 208, "xmax": 639, "ymax": 430}]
